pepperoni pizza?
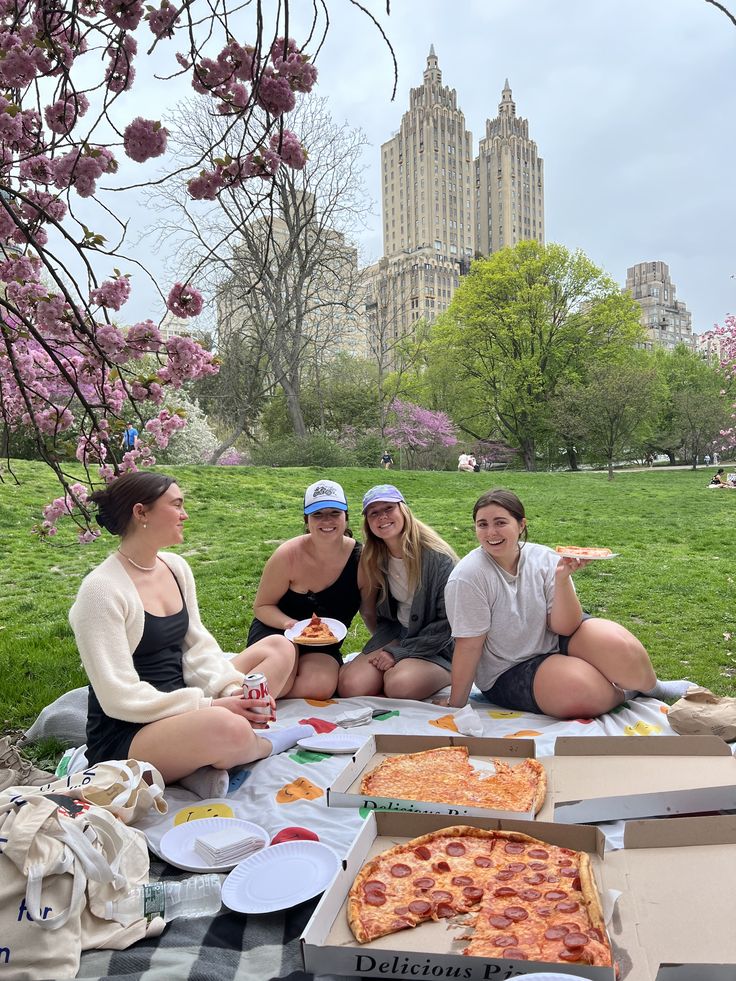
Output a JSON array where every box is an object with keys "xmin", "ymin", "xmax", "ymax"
[
  {"xmin": 293, "ymin": 613, "xmax": 338, "ymax": 646},
  {"xmin": 360, "ymin": 747, "xmax": 546, "ymax": 814},
  {"xmin": 348, "ymin": 826, "xmax": 612, "ymax": 968},
  {"xmin": 555, "ymin": 546, "xmax": 613, "ymax": 559}
]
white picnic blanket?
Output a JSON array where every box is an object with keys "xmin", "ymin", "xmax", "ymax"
[{"xmin": 135, "ymin": 693, "xmax": 677, "ymax": 857}]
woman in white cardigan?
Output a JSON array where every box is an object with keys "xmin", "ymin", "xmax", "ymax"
[{"xmin": 70, "ymin": 472, "xmax": 300, "ymax": 795}]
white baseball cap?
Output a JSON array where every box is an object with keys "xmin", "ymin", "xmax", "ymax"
[{"xmin": 304, "ymin": 480, "xmax": 349, "ymax": 515}]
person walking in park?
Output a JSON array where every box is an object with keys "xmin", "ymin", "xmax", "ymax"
[
  {"xmin": 380, "ymin": 449, "xmax": 394, "ymax": 470},
  {"xmin": 338, "ymin": 485, "xmax": 457, "ymax": 700},
  {"xmin": 439, "ymin": 488, "xmax": 693, "ymax": 719},
  {"xmin": 70, "ymin": 472, "xmax": 300, "ymax": 798},
  {"xmin": 247, "ymin": 479, "xmax": 366, "ymax": 699},
  {"xmin": 120, "ymin": 422, "xmax": 139, "ymax": 452}
]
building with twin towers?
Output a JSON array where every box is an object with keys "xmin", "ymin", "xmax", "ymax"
[{"xmin": 361, "ymin": 46, "xmax": 545, "ymax": 364}]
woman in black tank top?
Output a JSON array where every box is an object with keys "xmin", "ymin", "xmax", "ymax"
[
  {"xmin": 72, "ymin": 472, "xmax": 298, "ymax": 789},
  {"xmin": 248, "ymin": 479, "xmax": 368, "ymax": 700}
]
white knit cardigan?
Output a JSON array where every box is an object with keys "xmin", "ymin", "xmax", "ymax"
[{"xmin": 69, "ymin": 551, "xmax": 244, "ymax": 723}]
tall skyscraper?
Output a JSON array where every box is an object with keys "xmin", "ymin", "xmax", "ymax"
[
  {"xmin": 625, "ymin": 261, "xmax": 695, "ymax": 350},
  {"xmin": 475, "ymin": 80, "xmax": 545, "ymax": 255}
]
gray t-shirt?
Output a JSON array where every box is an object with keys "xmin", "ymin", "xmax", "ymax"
[{"xmin": 445, "ymin": 542, "xmax": 567, "ymax": 691}]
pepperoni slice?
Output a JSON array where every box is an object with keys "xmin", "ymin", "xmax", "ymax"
[
  {"xmin": 489, "ymin": 914, "xmax": 512, "ymax": 929},
  {"xmin": 493, "ymin": 886, "xmax": 517, "ymax": 897},
  {"xmin": 463, "ymin": 886, "xmax": 484, "ymax": 902},
  {"xmin": 564, "ymin": 932, "xmax": 590, "ymax": 949},
  {"xmin": 414, "ymin": 845, "xmax": 431, "ymax": 861},
  {"xmin": 546, "ymin": 873, "xmax": 560, "ymax": 883},
  {"xmin": 544, "ymin": 890, "xmax": 567, "ymax": 901},
  {"xmin": 363, "ymin": 879, "xmax": 386, "ymax": 893},
  {"xmin": 503, "ymin": 949, "xmax": 528, "ymax": 960},
  {"xmin": 560, "ymin": 866, "xmax": 578, "ymax": 877},
  {"xmin": 446, "ymin": 841, "xmax": 466, "ymax": 856},
  {"xmin": 504, "ymin": 842, "xmax": 525, "ymax": 854},
  {"xmin": 503, "ymin": 906, "xmax": 529, "ymax": 922},
  {"xmin": 571, "ymin": 875, "xmax": 581, "ymax": 891},
  {"xmin": 545, "ymin": 925, "xmax": 570, "ymax": 940},
  {"xmin": 433, "ymin": 860, "xmax": 450, "ymax": 873},
  {"xmin": 393, "ymin": 905, "xmax": 410, "ymax": 915},
  {"xmin": 527, "ymin": 847, "xmax": 549, "ymax": 859},
  {"xmin": 557, "ymin": 857, "xmax": 574, "ymax": 867},
  {"xmin": 474, "ymin": 855, "xmax": 493, "ymax": 868},
  {"xmin": 390, "ymin": 918, "xmax": 410, "ymax": 931},
  {"xmin": 524, "ymin": 873, "xmax": 545, "ymax": 885},
  {"xmin": 492, "ymin": 934, "xmax": 518, "ymax": 948},
  {"xmin": 451, "ymin": 875, "xmax": 473, "ymax": 886},
  {"xmin": 408, "ymin": 899, "xmax": 432, "ymax": 915},
  {"xmin": 536, "ymin": 905, "xmax": 552, "ymax": 917},
  {"xmin": 431, "ymin": 890, "xmax": 453, "ymax": 902},
  {"xmin": 556, "ymin": 900, "xmax": 580, "ymax": 913},
  {"xmin": 529, "ymin": 861, "xmax": 548, "ymax": 871},
  {"xmin": 413, "ymin": 877, "xmax": 435, "ymax": 891},
  {"xmin": 435, "ymin": 902, "xmax": 455, "ymax": 918},
  {"xmin": 365, "ymin": 892, "xmax": 386, "ymax": 906},
  {"xmin": 506, "ymin": 862, "xmax": 526, "ymax": 872},
  {"xmin": 518, "ymin": 888, "xmax": 541, "ymax": 901},
  {"xmin": 495, "ymin": 870, "xmax": 515, "ymax": 881},
  {"xmin": 391, "ymin": 863, "xmax": 411, "ymax": 878},
  {"xmin": 588, "ymin": 927, "xmax": 604, "ymax": 942}
]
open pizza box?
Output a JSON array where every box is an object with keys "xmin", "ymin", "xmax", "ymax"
[
  {"xmin": 326, "ymin": 733, "xmax": 736, "ymax": 823},
  {"xmin": 300, "ymin": 810, "xmax": 736, "ymax": 981}
]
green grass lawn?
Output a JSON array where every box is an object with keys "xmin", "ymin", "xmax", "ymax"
[{"xmin": 1, "ymin": 459, "xmax": 735, "ymax": 736}]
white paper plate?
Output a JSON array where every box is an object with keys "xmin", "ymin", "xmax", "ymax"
[
  {"xmin": 222, "ymin": 840, "xmax": 341, "ymax": 913},
  {"xmin": 555, "ymin": 549, "xmax": 620, "ymax": 560},
  {"xmin": 296, "ymin": 732, "xmax": 364, "ymax": 754},
  {"xmin": 284, "ymin": 616, "xmax": 347, "ymax": 644},
  {"xmin": 159, "ymin": 817, "xmax": 269, "ymax": 873}
]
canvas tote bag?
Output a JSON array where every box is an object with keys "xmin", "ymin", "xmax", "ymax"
[{"xmin": 0, "ymin": 767, "xmax": 166, "ymax": 979}]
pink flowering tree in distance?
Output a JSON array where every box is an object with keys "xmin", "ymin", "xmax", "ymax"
[
  {"xmin": 0, "ymin": 0, "xmax": 394, "ymax": 539},
  {"xmin": 385, "ymin": 399, "xmax": 457, "ymax": 470},
  {"xmin": 715, "ymin": 313, "xmax": 736, "ymax": 450}
]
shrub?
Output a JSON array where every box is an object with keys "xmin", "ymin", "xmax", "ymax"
[{"xmin": 250, "ymin": 433, "xmax": 357, "ymax": 467}]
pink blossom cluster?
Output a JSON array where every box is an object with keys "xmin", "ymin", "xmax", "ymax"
[
  {"xmin": 167, "ymin": 282, "xmax": 204, "ymax": 318},
  {"xmin": 90, "ymin": 275, "xmax": 131, "ymax": 311},
  {"xmin": 158, "ymin": 334, "xmax": 219, "ymax": 387},
  {"xmin": 186, "ymin": 130, "xmax": 306, "ymax": 199},
  {"xmin": 122, "ymin": 117, "xmax": 168, "ymax": 163},
  {"xmin": 147, "ymin": 0, "xmax": 179, "ymax": 38},
  {"xmin": 146, "ymin": 408, "xmax": 187, "ymax": 447},
  {"xmin": 52, "ymin": 147, "xmax": 118, "ymax": 198},
  {"xmin": 715, "ymin": 314, "xmax": 736, "ymax": 449}
]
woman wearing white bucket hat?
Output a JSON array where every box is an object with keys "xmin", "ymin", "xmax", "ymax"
[{"xmin": 247, "ymin": 478, "xmax": 368, "ymax": 699}]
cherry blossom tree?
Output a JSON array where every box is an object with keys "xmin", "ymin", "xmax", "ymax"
[
  {"xmin": 385, "ymin": 398, "xmax": 457, "ymax": 470},
  {"xmin": 0, "ymin": 0, "xmax": 394, "ymax": 538},
  {"xmin": 714, "ymin": 313, "xmax": 736, "ymax": 449}
]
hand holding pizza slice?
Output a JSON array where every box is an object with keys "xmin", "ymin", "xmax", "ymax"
[{"xmin": 293, "ymin": 612, "xmax": 339, "ymax": 646}]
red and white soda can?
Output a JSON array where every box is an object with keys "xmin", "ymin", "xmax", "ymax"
[{"xmin": 242, "ymin": 672, "xmax": 270, "ymax": 714}]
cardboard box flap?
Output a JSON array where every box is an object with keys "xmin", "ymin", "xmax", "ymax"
[
  {"xmin": 553, "ymin": 734, "xmax": 732, "ymax": 756},
  {"xmin": 622, "ymin": 813, "xmax": 736, "ymax": 849}
]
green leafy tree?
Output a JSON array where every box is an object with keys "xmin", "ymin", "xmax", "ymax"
[{"xmin": 433, "ymin": 242, "xmax": 643, "ymax": 470}]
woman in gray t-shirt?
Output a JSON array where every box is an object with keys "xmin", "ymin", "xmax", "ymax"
[{"xmin": 442, "ymin": 489, "xmax": 689, "ymax": 718}]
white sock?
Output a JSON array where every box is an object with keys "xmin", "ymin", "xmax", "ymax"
[
  {"xmin": 641, "ymin": 678, "xmax": 694, "ymax": 701},
  {"xmin": 177, "ymin": 765, "xmax": 229, "ymax": 799},
  {"xmin": 259, "ymin": 724, "xmax": 316, "ymax": 756}
]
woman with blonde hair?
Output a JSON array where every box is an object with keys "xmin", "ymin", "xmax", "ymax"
[{"xmin": 338, "ymin": 485, "xmax": 457, "ymax": 700}]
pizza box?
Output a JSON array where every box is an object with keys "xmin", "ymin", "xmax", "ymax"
[
  {"xmin": 326, "ymin": 733, "xmax": 540, "ymax": 820},
  {"xmin": 548, "ymin": 735, "xmax": 736, "ymax": 823},
  {"xmin": 300, "ymin": 810, "xmax": 736, "ymax": 981},
  {"xmin": 327, "ymin": 733, "xmax": 736, "ymax": 824}
]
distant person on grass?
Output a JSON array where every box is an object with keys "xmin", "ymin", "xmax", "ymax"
[
  {"xmin": 120, "ymin": 422, "xmax": 139, "ymax": 451},
  {"xmin": 71, "ymin": 472, "xmax": 303, "ymax": 799},
  {"xmin": 710, "ymin": 468, "xmax": 734, "ymax": 488},
  {"xmin": 247, "ymin": 479, "xmax": 367, "ymax": 699},
  {"xmin": 438, "ymin": 488, "xmax": 693, "ymax": 719},
  {"xmin": 339, "ymin": 485, "xmax": 457, "ymax": 700},
  {"xmin": 380, "ymin": 450, "xmax": 394, "ymax": 470}
]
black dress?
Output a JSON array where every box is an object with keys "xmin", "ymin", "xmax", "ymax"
[
  {"xmin": 247, "ymin": 541, "xmax": 361, "ymax": 663},
  {"xmin": 86, "ymin": 578, "xmax": 190, "ymax": 764}
]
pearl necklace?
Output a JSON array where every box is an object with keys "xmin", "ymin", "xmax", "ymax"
[{"xmin": 118, "ymin": 548, "xmax": 157, "ymax": 572}]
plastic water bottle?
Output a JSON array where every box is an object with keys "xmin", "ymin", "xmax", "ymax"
[{"xmin": 105, "ymin": 875, "xmax": 222, "ymax": 926}]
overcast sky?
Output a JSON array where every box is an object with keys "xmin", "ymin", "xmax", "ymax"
[
  {"xmin": 124, "ymin": 0, "xmax": 735, "ymax": 336},
  {"xmin": 294, "ymin": 0, "xmax": 736, "ymax": 335}
]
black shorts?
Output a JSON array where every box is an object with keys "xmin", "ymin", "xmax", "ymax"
[
  {"xmin": 481, "ymin": 613, "xmax": 592, "ymax": 715},
  {"xmin": 247, "ymin": 617, "xmax": 344, "ymax": 664}
]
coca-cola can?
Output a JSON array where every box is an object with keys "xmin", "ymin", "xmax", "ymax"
[{"xmin": 242, "ymin": 672, "xmax": 270, "ymax": 713}]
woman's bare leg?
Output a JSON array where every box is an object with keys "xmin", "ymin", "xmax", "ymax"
[
  {"xmin": 382, "ymin": 659, "xmax": 451, "ymax": 700},
  {"xmin": 532, "ymin": 654, "xmax": 624, "ymax": 719},
  {"xmin": 338, "ymin": 653, "xmax": 385, "ymax": 696},
  {"xmin": 282, "ymin": 651, "xmax": 339, "ymax": 700},
  {"xmin": 129, "ymin": 706, "xmax": 272, "ymax": 783},
  {"xmin": 231, "ymin": 635, "xmax": 297, "ymax": 697},
  {"xmin": 565, "ymin": 617, "xmax": 656, "ymax": 692}
]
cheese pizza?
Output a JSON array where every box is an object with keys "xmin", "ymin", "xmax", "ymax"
[
  {"xmin": 347, "ymin": 826, "xmax": 612, "ymax": 968},
  {"xmin": 360, "ymin": 746, "xmax": 546, "ymax": 814}
]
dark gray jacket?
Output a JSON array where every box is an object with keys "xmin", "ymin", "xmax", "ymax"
[{"xmin": 362, "ymin": 548, "xmax": 455, "ymax": 665}]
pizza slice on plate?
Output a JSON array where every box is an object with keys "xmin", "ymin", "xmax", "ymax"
[
  {"xmin": 293, "ymin": 613, "xmax": 338, "ymax": 645},
  {"xmin": 555, "ymin": 546, "xmax": 613, "ymax": 559}
]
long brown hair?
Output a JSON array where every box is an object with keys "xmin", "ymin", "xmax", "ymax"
[{"xmin": 361, "ymin": 502, "xmax": 458, "ymax": 600}]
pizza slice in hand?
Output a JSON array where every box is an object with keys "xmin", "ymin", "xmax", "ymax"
[
  {"xmin": 555, "ymin": 546, "xmax": 613, "ymax": 559},
  {"xmin": 294, "ymin": 613, "xmax": 338, "ymax": 645}
]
